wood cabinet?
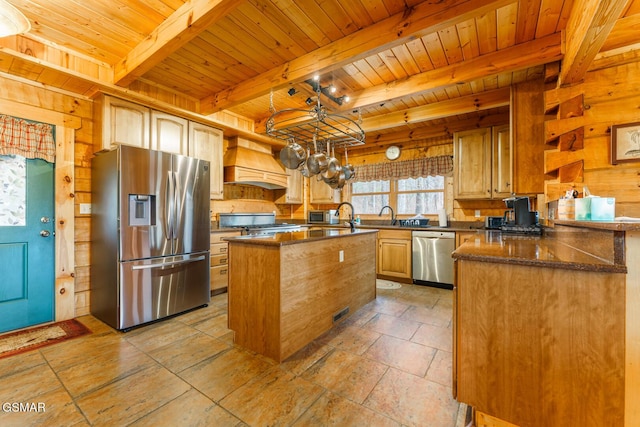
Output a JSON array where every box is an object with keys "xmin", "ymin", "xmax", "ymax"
[
  {"xmin": 150, "ymin": 110, "xmax": 188, "ymax": 154},
  {"xmin": 189, "ymin": 122, "xmax": 224, "ymax": 200},
  {"xmin": 310, "ymin": 175, "xmax": 341, "ymax": 204},
  {"xmin": 274, "ymin": 169, "xmax": 304, "ymax": 204},
  {"xmin": 93, "ymin": 94, "xmax": 224, "ymax": 200},
  {"xmin": 228, "ymin": 230, "xmax": 377, "ymax": 362},
  {"xmin": 93, "ymin": 94, "xmax": 150, "ymax": 151},
  {"xmin": 454, "ymin": 125, "xmax": 512, "ymax": 200},
  {"xmin": 455, "ymin": 259, "xmax": 625, "ymax": 426},
  {"xmin": 377, "ymin": 229, "xmax": 412, "ymax": 280},
  {"xmin": 210, "ymin": 230, "xmax": 240, "ymax": 294}
]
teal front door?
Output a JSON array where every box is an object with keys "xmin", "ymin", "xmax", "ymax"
[{"xmin": 0, "ymin": 155, "xmax": 55, "ymax": 333}]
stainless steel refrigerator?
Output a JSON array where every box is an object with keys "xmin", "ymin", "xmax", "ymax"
[{"xmin": 91, "ymin": 145, "xmax": 210, "ymax": 330}]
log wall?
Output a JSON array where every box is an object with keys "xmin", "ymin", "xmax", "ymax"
[{"xmin": 544, "ymin": 61, "xmax": 640, "ymax": 218}]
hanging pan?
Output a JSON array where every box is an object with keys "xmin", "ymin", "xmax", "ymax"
[{"xmin": 279, "ymin": 138, "xmax": 306, "ymax": 169}]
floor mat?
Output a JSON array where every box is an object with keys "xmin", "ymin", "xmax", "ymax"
[
  {"xmin": 0, "ymin": 319, "xmax": 91, "ymax": 359},
  {"xmin": 376, "ymin": 279, "xmax": 402, "ymax": 290}
]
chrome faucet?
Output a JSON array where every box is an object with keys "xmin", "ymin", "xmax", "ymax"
[
  {"xmin": 378, "ymin": 205, "xmax": 396, "ymax": 225},
  {"xmin": 335, "ymin": 202, "xmax": 355, "ymax": 231}
]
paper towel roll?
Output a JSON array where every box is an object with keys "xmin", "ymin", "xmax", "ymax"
[{"xmin": 438, "ymin": 209, "xmax": 448, "ymax": 227}]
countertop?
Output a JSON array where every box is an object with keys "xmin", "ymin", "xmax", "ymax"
[
  {"xmin": 453, "ymin": 231, "xmax": 626, "ymax": 273},
  {"xmin": 224, "ymin": 227, "xmax": 378, "ymax": 246},
  {"xmin": 211, "ymin": 221, "xmax": 483, "ymax": 233}
]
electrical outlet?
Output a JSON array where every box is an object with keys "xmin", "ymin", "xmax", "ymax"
[
  {"xmin": 339, "ymin": 250, "xmax": 344, "ymax": 262},
  {"xmin": 80, "ymin": 203, "xmax": 92, "ymax": 214},
  {"xmin": 474, "ymin": 209, "xmax": 480, "ymax": 218}
]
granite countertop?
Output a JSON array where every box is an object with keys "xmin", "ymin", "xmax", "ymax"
[
  {"xmin": 453, "ymin": 231, "xmax": 626, "ymax": 273},
  {"xmin": 211, "ymin": 221, "xmax": 484, "ymax": 233},
  {"xmin": 224, "ymin": 227, "xmax": 378, "ymax": 246},
  {"xmin": 551, "ymin": 219, "xmax": 640, "ymax": 231}
]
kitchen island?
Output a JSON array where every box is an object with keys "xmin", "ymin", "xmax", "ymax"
[
  {"xmin": 226, "ymin": 228, "xmax": 378, "ymax": 362},
  {"xmin": 452, "ymin": 222, "xmax": 640, "ymax": 427}
]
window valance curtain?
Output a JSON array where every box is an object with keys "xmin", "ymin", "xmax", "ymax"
[
  {"xmin": 353, "ymin": 155, "xmax": 453, "ymax": 182},
  {"xmin": 0, "ymin": 115, "xmax": 56, "ymax": 163}
]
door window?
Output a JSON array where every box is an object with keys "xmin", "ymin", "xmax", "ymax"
[{"xmin": 0, "ymin": 155, "xmax": 26, "ymax": 226}]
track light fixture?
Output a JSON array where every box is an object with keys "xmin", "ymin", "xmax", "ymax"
[{"xmin": 303, "ymin": 78, "xmax": 350, "ymax": 106}]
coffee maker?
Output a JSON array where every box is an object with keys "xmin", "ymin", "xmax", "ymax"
[{"xmin": 502, "ymin": 196, "xmax": 541, "ymax": 234}]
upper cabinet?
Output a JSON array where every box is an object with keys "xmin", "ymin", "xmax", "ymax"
[
  {"xmin": 150, "ymin": 111, "xmax": 188, "ymax": 154},
  {"xmin": 93, "ymin": 94, "xmax": 224, "ymax": 199},
  {"xmin": 189, "ymin": 122, "xmax": 224, "ymax": 200},
  {"xmin": 94, "ymin": 95, "xmax": 150, "ymax": 150},
  {"xmin": 310, "ymin": 176, "xmax": 341, "ymax": 204},
  {"xmin": 275, "ymin": 169, "xmax": 304, "ymax": 204},
  {"xmin": 454, "ymin": 126, "xmax": 512, "ymax": 200}
]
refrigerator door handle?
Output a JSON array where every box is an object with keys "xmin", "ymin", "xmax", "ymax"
[
  {"xmin": 165, "ymin": 171, "xmax": 174, "ymax": 240},
  {"xmin": 173, "ymin": 170, "xmax": 180, "ymax": 241},
  {"xmin": 131, "ymin": 255, "xmax": 206, "ymax": 270}
]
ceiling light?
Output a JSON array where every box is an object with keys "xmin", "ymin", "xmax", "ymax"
[
  {"xmin": 305, "ymin": 97, "xmax": 314, "ymax": 105},
  {"xmin": 312, "ymin": 74, "xmax": 320, "ymax": 81},
  {"xmin": 343, "ymin": 95, "xmax": 350, "ymax": 103},
  {"xmin": 0, "ymin": 0, "xmax": 30, "ymax": 37},
  {"xmin": 329, "ymin": 85, "xmax": 336, "ymax": 94},
  {"xmin": 287, "ymin": 88, "xmax": 296, "ymax": 96}
]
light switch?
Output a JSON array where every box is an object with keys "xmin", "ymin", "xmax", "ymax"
[
  {"xmin": 339, "ymin": 250, "xmax": 344, "ymax": 262},
  {"xmin": 474, "ymin": 210, "xmax": 480, "ymax": 218},
  {"xmin": 80, "ymin": 203, "xmax": 92, "ymax": 214}
]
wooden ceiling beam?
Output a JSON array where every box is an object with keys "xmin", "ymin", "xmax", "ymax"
[
  {"xmin": 113, "ymin": 0, "xmax": 243, "ymax": 87},
  {"xmin": 559, "ymin": 0, "xmax": 631, "ymax": 86},
  {"xmin": 360, "ymin": 87, "xmax": 511, "ymax": 133},
  {"xmin": 199, "ymin": 0, "xmax": 515, "ymax": 115},
  {"xmin": 253, "ymin": 33, "xmax": 560, "ymax": 131},
  {"xmin": 340, "ymin": 32, "xmax": 562, "ymax": 113},
  {"xmin": 351, "ymin": 112, "xmax": 510, "ymax": 149}
]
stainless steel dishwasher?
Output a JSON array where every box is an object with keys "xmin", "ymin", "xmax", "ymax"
[{"xmin": 412, "ymin": 230, "xmax": 455, "ymax": 288}]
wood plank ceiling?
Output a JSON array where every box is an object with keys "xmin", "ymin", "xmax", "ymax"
[{"xmin": 3, "ymin": 0, "xmax": 640, "ymax": 149}]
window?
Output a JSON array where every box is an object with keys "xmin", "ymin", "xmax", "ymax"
[{"xmin": 351, "ymin": 176, "xmax": 445, "ymax": 216}]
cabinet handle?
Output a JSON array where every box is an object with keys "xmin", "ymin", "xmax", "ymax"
[
  {"xmin": 221, "ymin": 258, "xmax": 227, "ymax": 264},
  {"xmin": 220, "ymin": 247, "xmax": 227, "ymax": 253},
  {"xmin": 487, "ymin": 189, "xmax": 491, "ymax": 193},
  {"xmin": 220, "ymin": 269, "xmax": 227, "ymax": 275},
  {"xmin": 506, "ymin": 182, "xmax": 510, "ymax": 187}
]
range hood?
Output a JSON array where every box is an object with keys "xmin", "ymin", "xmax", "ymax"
[{"xmin": 223, "ymin": 136, "xmax": 289, "ymax": 189}]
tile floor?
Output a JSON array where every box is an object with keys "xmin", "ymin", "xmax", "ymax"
[{"xmin": 0, "ymin": 283, "xmax": 468, "ymax": 427}]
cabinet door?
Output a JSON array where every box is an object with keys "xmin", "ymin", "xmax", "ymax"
[
  {"xmin": 189, "ymin": 122, "xmax": 224, "ymax": 200},
  {"xmin": 492, "ymin": 125, "xmax": 512, "ymax": 198},
  {"xmin": 310, "ymin": 176, "xmax": 340, "ymax": 203},
  {"xmin": 377, "ymin": 238, "xmax": 412, "ymax": 279},
  {"xmin": 275, "ymin": 170, "xmax": 304, "ymax": 204},
  {"xmin": 454, "ymin": 128, "xmax": 492, "ymax": 199},
  {"xmin": 95, "ymin": 95, "xmax": 150, "ymax": 151},
  {"xmin": 151, "ymin": 111, "xmax": 188, "ymax": 154}
]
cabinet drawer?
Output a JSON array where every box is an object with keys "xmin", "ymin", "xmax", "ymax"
[
  {"xmin": 377, "ymin": 229, "xmax": 412, "ymax": 240},
  {"xmin": 211, "ymin": 253, "xmax": 228, "ymax": 267},
  {"xmin": 210, "ymin": 231, "xmax": 241, "ymax": 244},
  {"xmin": 210, "ymin": 265, "xmax": 229, "ymax": 290},
  {"xmin": 210, "ymin": 242, "xmax": 228, "ymax": 255}
]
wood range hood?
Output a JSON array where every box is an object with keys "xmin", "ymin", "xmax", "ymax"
[{"xmin": 223, "ymin": 136, "xmax": 289, "ymax": 190}]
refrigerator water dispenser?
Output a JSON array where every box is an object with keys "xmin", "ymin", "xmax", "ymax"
[{"xmin": 128, "ymin": 194, "xmax": 156, "ymax": 226}]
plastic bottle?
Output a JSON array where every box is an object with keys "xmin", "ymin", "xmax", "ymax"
[{"xmin": 355, "ymin": 215, "xmax": 361, "ymax": 225}]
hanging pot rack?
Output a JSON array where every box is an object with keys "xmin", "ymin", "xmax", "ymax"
[{"xmin": 265, "ymin": 85, "xmax": 365, "ymax": 150}]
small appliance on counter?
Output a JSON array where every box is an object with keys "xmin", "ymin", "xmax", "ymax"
[
  {"xmin": 501, "ymin": 196, "xmax": 542, "ymax": 235},
  {"xmin": 485, "ymin": 216, "xmax": 504, "ymax": 230},
  {"xmin": 308, "ymin": 210, "xmax": 339, "ymax": 224}
]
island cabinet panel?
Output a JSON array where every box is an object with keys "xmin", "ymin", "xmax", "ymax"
[
  {"xmin": 227, "ymin": 231, "xmax": 377, "ymax": 362},
  {"xmin": 455, "ymin": 260, "xmax": 625, "ymax": 427}
]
